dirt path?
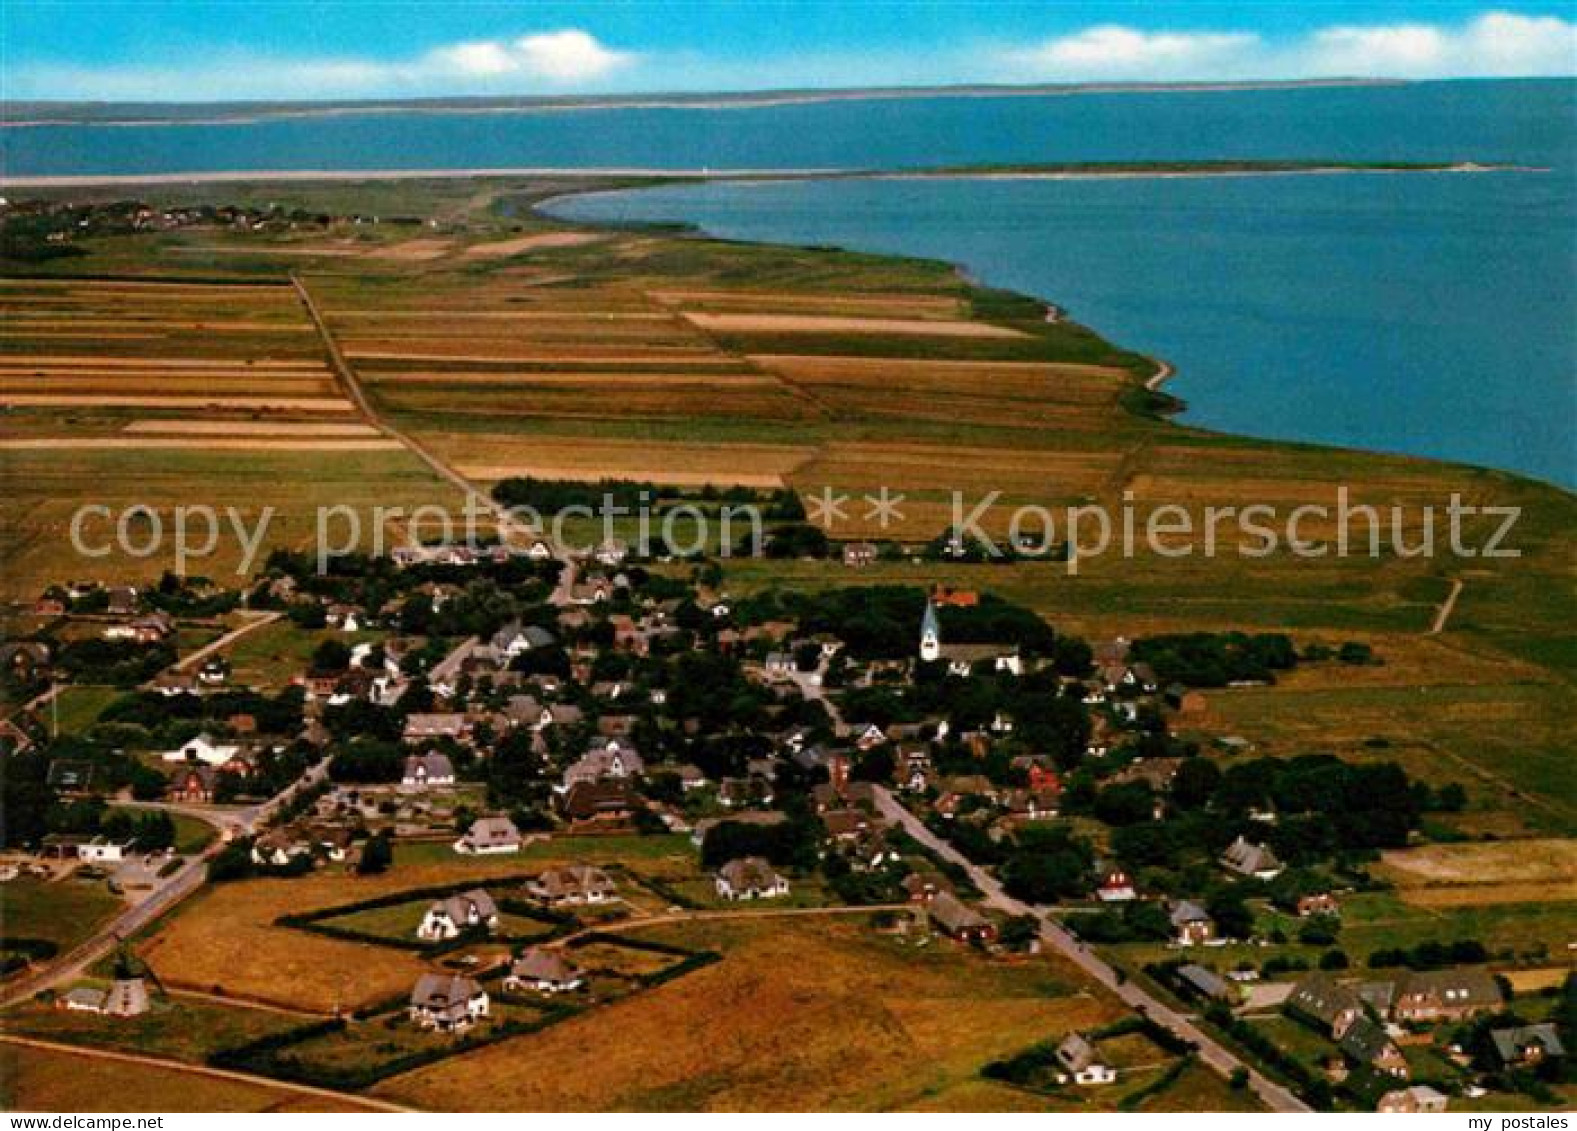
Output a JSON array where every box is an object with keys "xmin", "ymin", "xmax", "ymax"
[
  {"xmin": 1428, "ymin": 577, "xmax": 1465, "ymax": 634},
  {"xmin": 556, "ymin": 901, "xmax": 913, "ymax": 946},
  {"xmin": 165, "ymin": 987, "xmax": 334, "ymax": 1020},
  {"xmin": 290, "ymin": 273, "xmax": 577, "ymax": 601},
  {"xmin": 164, "ymin": 609, "xmax": 282, "ymax": 676},
  {"xmin": 0, "ymin": 1034, "xmax": 414, "ymax": 1112}
]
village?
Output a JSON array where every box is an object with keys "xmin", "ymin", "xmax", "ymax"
[{"xmin": 2, "ymin": 523, "xmax": 1570, "ymax": 1112}]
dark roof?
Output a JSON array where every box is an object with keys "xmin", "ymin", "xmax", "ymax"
[
  {"xmin": 1396, "ymin": 968, "xmax": 1502, "ymax": 1009},
  {"xmin": 510, "ymin": 947, "xmax": 580, "ymax": 985},
  {"xmin": 1287, "ymin": 973, "xmax": 1363, "ymax": 1028},
  {"xmin": 928, "ymin": 891, "xmax": 990, "ymax": 934},
  {"xmin": 1178, "ymin": 964, "xmax": 1231, "ymax": 1001},
  {"xmin": 46, "ymin": 759, "xmax": 95, "ymax": 789},
  {"xmin": 1490, "ymin": 1023, "xmax": 1565, "ymax": 1064},
  {"xmin": 1340, "ymin": 1016, "xmax": 1398, "ymax": 1066},
  {"xmin": 559, "ymin": 779, "xmax": 641, "ymax": 820}
]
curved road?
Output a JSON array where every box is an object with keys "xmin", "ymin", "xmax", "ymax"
[{"xmin": 873, "ymin": 786, "xmax": 1311, "ymax": 1113}]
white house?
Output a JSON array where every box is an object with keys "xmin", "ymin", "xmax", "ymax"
[
  {"xmin": 408, "ymin": 974, "xmax": 489, "ymax": 1032},
  {"xmin": 76, "ymin": 837, "xmax": 135, "ymax": 864},
  {"xmin": 715, "ymin": 857, "xmax": 789, "ymax": 901},
  {"xmin": 454, "ymin": 817, "xmax": 522, "ymax": 855},
  {"xmin": 491, "ymin": 621, "xmax": 556, "ymax": 659},
  {"xmin": 504, "ymin": 948, "xmax": 584, "ymax": 994},
  {"xmin": 160, "ymin": 733, "xmax": 240, "ymax": 766},
  {"xmin": 1220, "ymin": 835, "xmax": 1285, "ymax": 880},
  {"xmin": 416, "ymin": 890, "xmax": 499, "ymax": 941},
  {"xmin": 1056, "ymin": 1033, "xmax": 1116, "ymax": 1085},
  {"xmin": 402, "ymin": 752, "xmax": 456, "ymax": 790}
]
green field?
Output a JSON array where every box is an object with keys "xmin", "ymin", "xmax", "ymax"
[
  {"xmin": 0, "ymin": 994, "xmax": 304, "ymax": 1064},
  {"xmin": 44, "ymin": 686, "xmax": 122, "ymax": 736},
  {"xmin": 0, "ymin": 877, "xmax": 121, "ymax": 952}
]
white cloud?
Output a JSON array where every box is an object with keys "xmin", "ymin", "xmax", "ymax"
[
  {"xmin": 513, "ymin": 30, "xmax": 631, "ymax": 82},
  {"xmin": 1004, "ymin": 25, "xmax": 1260, "ymax": 80},
  {"xmin": 997, "ymin": 10, "xmax": 1577, "ymax": 82},
  {"xmin": 6, "ymin": 11, "xmax": 1574, "ymax": 102},
  {"xmin": 8, "ymin": 29, "xmax": 637, "ymax": 101},
  {"xmin": 1298, "ymin": 11, "xmax": 1577, "ymax": 78},
  {"xmin": 431, "ymin": 41, "xmax": 518, "ymax": 79},
  {"xmin": 426, "ymin": 29, "xmax": 633, "ymax": 84}
]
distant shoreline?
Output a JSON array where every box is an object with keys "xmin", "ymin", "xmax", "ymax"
[
  {"xmin": 0, "ymin": 78, "xmax": 1406, "ymax": 129},
  {"xmin": 0, "ymin": 160, "xmax": 1538, "ymax": 191}
]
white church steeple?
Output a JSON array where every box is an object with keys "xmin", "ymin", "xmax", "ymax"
[{"xmin": 919, "ymin": 600, "xmax": 941, "ymax": 662}]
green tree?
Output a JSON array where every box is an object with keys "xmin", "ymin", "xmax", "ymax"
[{"xmin": 358, "ymin": 830, "xmax": 393, "ymax": 875}]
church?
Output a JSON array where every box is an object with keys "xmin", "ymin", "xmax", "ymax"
[{"xmin": 918, "ymin": 600, "xmax": 1023, "ymax": 677}]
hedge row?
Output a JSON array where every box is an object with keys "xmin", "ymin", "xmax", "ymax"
[
  {"xmin": 639, "ymin": 950, "xmax": 722, "ymax": 988},
  {"xmin": 1117, "ymin": 1055, "xmax": 1194, "ymax": 1111},
  {"xmin": 567, "ymin": 931, "xmax": 699, "ymax": 958},
  {"xmin": 275, "ymin": 883, "xmax": 574, "ymax": 956}
]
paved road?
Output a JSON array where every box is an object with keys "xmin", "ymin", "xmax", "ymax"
[
  {"xmin": 782, "ymin": 663, "xmax": 846, "ymax": 733},
  {"xmin": 0, "ymin": 844, "xmax": 211, "ymax": 1009},
  {"xmin": 0, "ymin": 1034, "xmax": 415, "ymax": 1112},
  {"xmin": 873, "ymin": 786, "xmax": 1311, "ymax": 1113},
  {"xmin": 428, "ymin": 634, "xmax": 481, "ymax": 686}
]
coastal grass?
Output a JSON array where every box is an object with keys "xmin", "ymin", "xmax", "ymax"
[
  {"xmin": 0, "ymin": 1041, "xmax": 378, "ymax": 1113},
  {"xmin": 372, "ymin": 916, "xmax": 1114, "ymax": 1111},
  {"xmin": 0, "ymin": 995, "xmax": 304, "ymax": 1065}
]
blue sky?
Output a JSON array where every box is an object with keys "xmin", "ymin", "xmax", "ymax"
[{"xmin": 5, "ymin": 2, "xmax": 1575, "ymax": 101}]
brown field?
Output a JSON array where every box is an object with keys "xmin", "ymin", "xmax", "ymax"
[
  {"xmin": 343, "ymin": 345, "xmax": 726, "ymax": 362},
  {"xmin": 0, "ymin": 446, "xmax": 464, "ymax": 599},
  {"xmin": 651, "ymin": 289, "xmax": 963, "ymax": 316},
  {"xmin": 436, "ymin": 431, "xmax": 813, "ymax": 480},
  {"xmin": 457, "ymin": 463, "xmax": 790, "ymax": 489},
  {"xmin": 135, "ymin": 837, "xmax": 694, "ymax": 1014},
  {"xmin": 3, "ymin": 320, "xmax": 313, "ymax": 333},
  {"xmin": 1398, "ymin": 882, "xmax": 1577, "ymax": 908},
  {"xmin": 1500, "ymin": 968, "xmax": 1574, "ymax": 993},
  {"xmin": 0, "ymin": 378, "xmax": 334, "ymax": 396},
  {"xmin": 137, "ymin": 866, "xmax": 528, "ymax": 1012},
  {"xmin": 0, "ymin": 1042, "xmax": 375, "ymax": 1113},
  {"xmin": 0, "ymin": 437, "xmax": 402, "ymax": 452},
  {"xmin": 0, "ymin": 331, "xmax": 168, "ymax": 340},
  {"xmin": 462, "ymin": 232, "xmax": 608, "ymax": 257},
  {"xmin": 0, "ymin": 356, "xmax": 325, "ymax": 370},
  {"xmin": 378, "ymin": 383, "xmax": 815, "ymax": 423},
  {"xmin": 682, "ymin": 311, "xmax": 1029, "ymax": 338},
  {"xmin": 359, "ymin": 369, "xmax": 766, "ymax": 386},
  {"xmin": 168, "ymin": 244, "xmax": 367, "ymax": 257},
  {"xmin": 339, "ymin": 325, "xmax": 698, "ymax": 345},
  {"xmin": 1, "ymin": 394, "xmax": 355, "ymax": 412},
  {"xmin": 121, "ymin": 419, "xmax": 385, "ymax": 436},
  {"xmin": 363, "ymin": 238, "xmax": 454, "ymax": 261},
  {"xmin": 1378, "ymin": 840, "xmax": 1577, "ymax": 886},
  {"xmin": 375, "ymin": 917, "xmax": 1115, "ymax": 1111}
]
